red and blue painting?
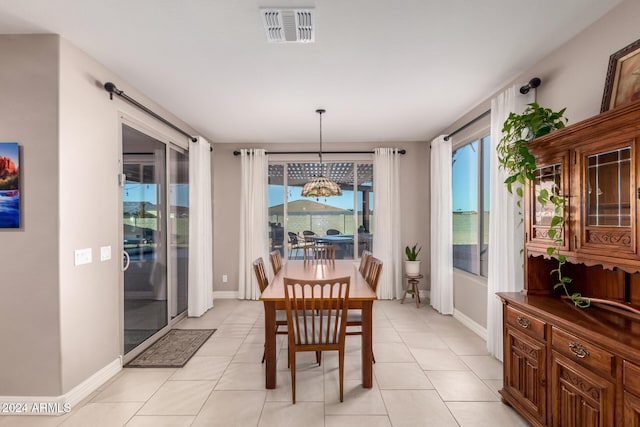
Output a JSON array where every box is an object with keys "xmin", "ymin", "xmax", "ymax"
[{"xmin": 0, "ymin": 142, "xmax": 20, "ymax": 228}]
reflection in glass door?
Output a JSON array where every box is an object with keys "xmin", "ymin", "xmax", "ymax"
[
  {"xmin": 122, "ymin": 125, "xmax": 167, "ymax": 354},
  {"xmin": 169, "ymin": 147, "xmax": 189, "ymax": 318}
]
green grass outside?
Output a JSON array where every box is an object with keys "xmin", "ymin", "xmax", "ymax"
[{"xmin": 453, "ymin": 212, "xmax": 489, "ymax": 245}]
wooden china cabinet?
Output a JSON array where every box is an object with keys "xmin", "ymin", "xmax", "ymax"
[{"xmin": 499, "ymin": 100, "xmax": 640, "ymax": 427}]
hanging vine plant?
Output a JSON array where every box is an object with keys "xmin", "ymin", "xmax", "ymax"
[{"xmin": 497, "ymin": 102, "xmax": 590, "ymax": 308}]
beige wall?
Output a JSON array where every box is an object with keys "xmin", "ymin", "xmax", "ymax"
[
  {"xmin": 0, "ymin": 34, "xmax": 198, "ymax": 397},
  {"xmin": 57, "ymin": 38, "xmax": 197, "ymax": 394},
  {"xmin": 0, "ymin": 35, "xmax": 62, "ymax": 396},
  {"xmin": 437, "ymin": 0, "xmax": 640, "ymax": 329},
  {"xmin": 58, "ymin": 39, "xmax": 124, "ymax": 393},
  {"xmin": 212, "ymin": 141, "xmax": 430, "ymax": 295},
  {"xmin": 2, "ymin": 0, "xmax": 637, "ymax": 398}
]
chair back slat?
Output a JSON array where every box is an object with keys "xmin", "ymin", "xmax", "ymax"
[
  {"xmin": 253, "ymin": 257, "xmax": 269, "ymax": 293},
  {"xmin": 269, "ymin": 250, "xmax": 283, "ymax": 275},
  {"xmin": 303, "ymin": 245, "xmax": 336, "ymax": 263},
  {"xmin": 366, "ymin": 257, "xmax": 383, "ymax": 293},
  {"xmin": 283, "ymin": 276, "xmax": 350, "ymax": 346},
  {"xmin": 359, "ymin": 250, "xmax": 373, "ymax": 276}
]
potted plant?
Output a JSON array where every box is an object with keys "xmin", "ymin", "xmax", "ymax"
[
  {"xmin": 497, "ymin": 103, "xmax": 589, "ymax": 308},
  {"xmin": 405, "ymin": 244, "xmax": 421, "ymax": 276}
]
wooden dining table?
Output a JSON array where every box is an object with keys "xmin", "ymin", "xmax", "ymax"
[{"xmin": 260, "ymin": 259, "xmax": 377, "ymax": 389}]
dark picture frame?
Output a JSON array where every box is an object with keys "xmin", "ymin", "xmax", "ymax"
[{"xmin": 601, "ymin": 38, "xmax": 640, "ymax": 112}]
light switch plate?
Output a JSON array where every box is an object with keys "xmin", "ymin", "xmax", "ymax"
[
  {"xmin": 75, "ymin": 248, "xmax": 92, "ymax": 266},
  {"xmin": 100, "ymin": 246, "xmax": 111, "ymax": 261}
]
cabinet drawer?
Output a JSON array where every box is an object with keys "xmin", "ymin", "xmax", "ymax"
[
  {"xmin": 624, "ymin": 360, "xmax": 640, "ymax": 397},
  {"xmin": 552, "ymin": 327, "xmax": 614, "ymax": 376},
  {"xmin": 505, "ymin": 305, "xmax": 546, "ymax": 341}
]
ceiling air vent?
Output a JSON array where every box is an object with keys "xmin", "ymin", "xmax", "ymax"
[{"xmin": 261, "ymin": 8, "xmax": 315, "ymax": 43}]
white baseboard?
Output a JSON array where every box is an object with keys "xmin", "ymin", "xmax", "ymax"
[
  {"xmin": 453, "ymin": 308, "xmax": 487, "ymax": 341},
  {"xmin": 65, "ymin": 357, "xmax": 122, "ymax": 408},
  {"xmin": 0, "ymin": 357, "xmax": 121, "ymax": 415},
  {"xmin": 213, "ymin": 291, "xmax": 239, "ymax": 299}
]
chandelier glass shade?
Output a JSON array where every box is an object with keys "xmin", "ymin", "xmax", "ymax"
[
  {"xmin": 301, "ymin": 175, "xmax": 343, "ymax": 197},
  {"xmin": 302, "ymin": 109, "xmax": 342, "ymax": 197}
]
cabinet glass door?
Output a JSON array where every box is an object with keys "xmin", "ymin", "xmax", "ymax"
[
  {"xmin": 533, "ymin": 163, "xmax": 562, "ymax": 227},
  {"xmin": 586, "ymin": 147, "xmax": 631, "ymax": 227},
  {"xmin": 579, "ymin": 141, "xmax": 636, "ymax": 257},
  {"xmin": 528, "ymin": 153, "xmax": 568, "ymax": 249}
]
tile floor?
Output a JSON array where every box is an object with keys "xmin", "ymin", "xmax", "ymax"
[{"xmin": 0, "ymin": 299, "xmax": 530, "ymax": 427}]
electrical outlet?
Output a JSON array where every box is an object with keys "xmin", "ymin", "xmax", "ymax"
[
  {"xmin": 74, "ymin": 248, "xmax": 92, "ymax": 266},
  {"xmin": 223, "ymin": 274, "xmax": 228, "ymax": 283},
  {"xmin": 100, "ymin": 246, "xmax": 112, "ymax": 261}
]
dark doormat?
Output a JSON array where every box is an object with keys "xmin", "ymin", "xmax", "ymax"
[{"xmin": 126, "ymin": 329, "xmax": 216, "ymax": 368}]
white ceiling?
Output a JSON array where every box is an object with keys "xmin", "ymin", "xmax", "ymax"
[{"xmin": 0, "ymin": 0, "xmax": 622, "ymax": 144}]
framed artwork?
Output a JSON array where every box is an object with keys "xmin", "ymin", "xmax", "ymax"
[
  {"xmin": 0, "ymin": 142, "xmax": 20, "ymax": 228},
  {"xmin": 601, "ymin": 38, "xmax": 640, "ymax": 112}
]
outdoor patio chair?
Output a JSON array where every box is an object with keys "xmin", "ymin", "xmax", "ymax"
[
  {"xmin": 302, "ymin": 230, "xmax": 316, "ymax": 244},
  {"xmin": 288, "ymin": 232, "xmax": 304, "ymax": 259}
]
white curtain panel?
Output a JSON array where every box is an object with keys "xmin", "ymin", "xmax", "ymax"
[
  {"xmin": 430, "ymin": 136, "xmax": 454, "ymax": 314},
  {"xmin": 238, "ymin": 149, "xmax": 269, "ymax": 300},
  {"xmin": 372, "ymin": 148, "xmax": 402, "ymax": 299},
  {"xmin": 486, "ymin": 86, "xmax": 535, "ymax": 360},
  {"xmin": 188, "ymin": 137, "xmax": 213, "ymax": 317}
]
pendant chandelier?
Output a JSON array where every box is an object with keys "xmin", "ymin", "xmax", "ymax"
[{"xmin": 301, "ymin": 109, "xmax": 343, "ymax": 197}]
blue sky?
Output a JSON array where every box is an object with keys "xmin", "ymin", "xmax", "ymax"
[
  {"xmin": 269, "ymin": 185, "xmax": 367, "ymax": 210},
  {"xmin": 0, "ymin": 142, "xmax": 19, "ymax": 165},
  {"xmin": 452, "ymin": 137, "xmax": 490, "ymax": 212}
]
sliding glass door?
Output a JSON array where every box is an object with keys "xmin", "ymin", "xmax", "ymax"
[
  {"xmin": 268, "ymin": 161, "xmax": 373, "ymax": 260},
  {"xmin": 121, "ymin": 124, "xmax": 189, "ymax": 357},
  {"xmin": 169, "ymin": 147, "xmax": 189, "ymax": 318}
]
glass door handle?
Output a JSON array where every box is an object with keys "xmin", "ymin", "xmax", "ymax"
[{"xmin": 122, "ymin": 250, "xmax": 130, "ymax": 271}]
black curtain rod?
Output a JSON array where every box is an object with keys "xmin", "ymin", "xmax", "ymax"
[
  {"xmin": 104, "ymin": 82, "xmax": 198, "ymax": 143},
  {"xmin": 443, "ymin": 109, "xmax": 491, "ymax": 141},
  {"xmin": 233, "ymin": 149, "xmax": 406, "ymax": 156}
]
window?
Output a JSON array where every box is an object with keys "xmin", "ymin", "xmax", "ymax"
[
  {"xmin": 452, "ymin": 136, "xmax": 491, "ymax": 276},
  {"xmin": 268, "ymin": 162, "xmax": 373, "ymax": 260}
]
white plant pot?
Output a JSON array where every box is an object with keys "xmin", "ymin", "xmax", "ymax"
[{"xmin": 405, "ymin": 260, "xmax": 421, "ymax": 276}]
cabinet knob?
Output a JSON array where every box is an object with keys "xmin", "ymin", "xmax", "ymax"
[
  {"xmin": 517, "ymin": 316, "xmax": 530, "ymax": 328},
  {"xmin": 569, "ymin": 342, "xmax": 589, "ymax": 358}
]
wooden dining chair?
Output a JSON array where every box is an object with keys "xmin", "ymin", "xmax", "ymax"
[
  {"xmin": 254, "ymin": 257, "xmax": 288, "ymax": 363},
  {"xmin": 269, "ymin": 250, "xmax": 283, "ymax": 275},
  {"xmin": 358, "ymin": 250, "xmax": 373, "ymax": 277},
  {"xmin": 283, "ymin": 276, "xmax": 350, "ymax": 404},
  {"xmin": 346, "ymin": 257, "xmax": 382, "ymax": 363},
  {"xmin": 365, "ymin": 257, "xmax": 383, "ymax": 292},
  {"xmin": 303, "ymin": 245, "xmax": 336, "ymax": 263},
  {"xmin": 253, "ymin": 257, "xmax": 269, "ymax": 293}
]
